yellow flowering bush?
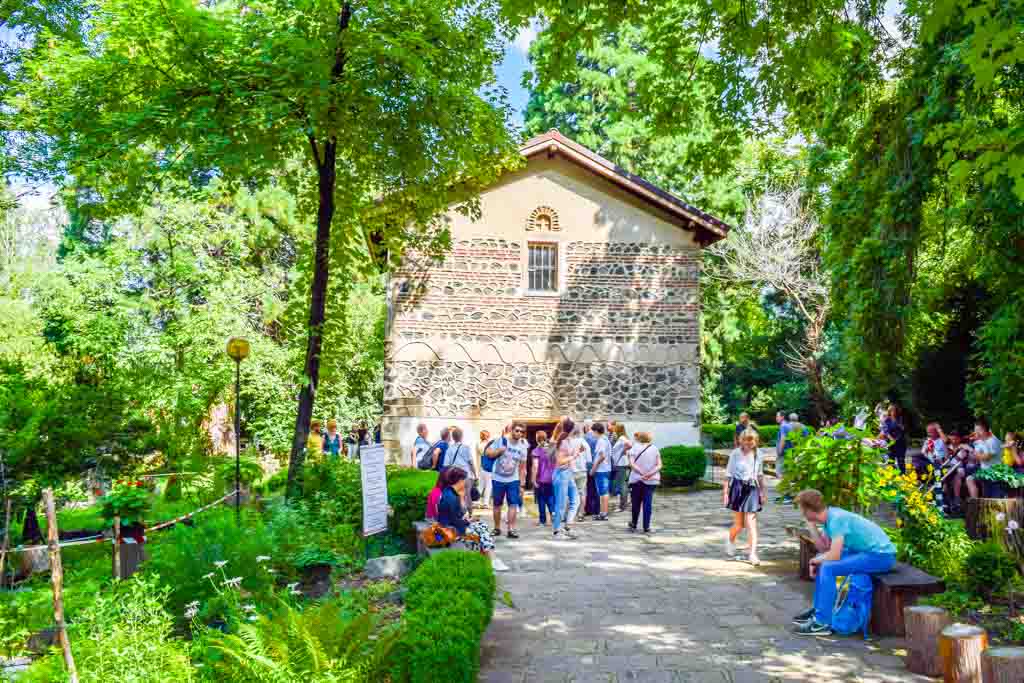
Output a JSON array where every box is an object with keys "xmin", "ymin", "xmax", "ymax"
[{"xmin": 877, "ymin": 466, "xmax": 972, "ymax": 580}]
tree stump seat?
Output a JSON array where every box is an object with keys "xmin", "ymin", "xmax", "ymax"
[
  {"xmin": 798, "ymin": 532, "xmax": 816, "ymax": 581},
  {"xmin": 871, "ymin": 562, "xmax": 945, "ymax": 637}
]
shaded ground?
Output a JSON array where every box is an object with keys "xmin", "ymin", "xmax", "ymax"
[{"xmin": 478, "ymin": 476, "xmax": 934, "ymax": 683}]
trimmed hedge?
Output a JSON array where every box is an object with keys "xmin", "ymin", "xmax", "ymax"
[
  {"xmin": 386, "ymin": 552, "xmax": 495, "ymax": 683},
  {"xmin": 387, "ymin": 468, "xmax": 439, "ymax": 542},
  {"xmin": 660, "ymin": 446, "xmax": 707, "ymax": 486},
  {"xmin": 703, "ymin": 423, "xmax": 779, "ymax": 448}
]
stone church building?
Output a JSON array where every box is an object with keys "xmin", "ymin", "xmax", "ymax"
[{"xmin": 381, "ymin": 130, "xmax": 730, "ymax": 462}]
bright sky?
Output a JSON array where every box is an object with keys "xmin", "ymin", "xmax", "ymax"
[{"xmin": 498, "ymin": 23, "xmax": 539, "ymax": 128}]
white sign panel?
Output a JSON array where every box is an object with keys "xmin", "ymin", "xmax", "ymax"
[{"xmin": 359, "ymin": 445, "xmax": 389, "ymax": 537}]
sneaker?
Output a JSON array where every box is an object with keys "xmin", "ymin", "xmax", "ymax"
[
  {"xmin": 792, "ymin": 608, "xmax": 816, "ymax": 625},
  {"xmin": 643, "ymin": 528, "xmax": 652, "ymax": 534},
  {"xmin": 627, "ymin": 523, "xmax": 637, "ymax": 532},
  {"xmin": 596, "ymin": 513, "xmax": 609, "ymax": 521},
  {"xmin": 794, "ymin": 619, "xmax": 833, "ymax": 636},
  {"xmin": 747, "ymin": 554, "xmax": 761, "ymax": 566},
  {"xmin": 493, "ymin": 528, "xmax": 502, "ymax": 537},
  {"xmin": 563, "ymin": 527, "xmax": 578, "ymax": 539},
  {"xmin": 507, "ymin": 530, "xmax": 520, "ymax": 539},
  {"xmin": 725, "ymin": 536, "xmax": 736, "ymax": 558}
]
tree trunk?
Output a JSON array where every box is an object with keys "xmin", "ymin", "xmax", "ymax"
[
  {"xmin": 285, "ymin": 3, "xmax": 351, "ymax": 501},
  {"xmin": 905, "ymin": 605, "xmax": 951, "ymax": 677},
  {"xmin": 966, "ymin": 497, "xmax": 1024, "ymax": 542},
  {"xmin": 982, "ymin": 647, "xmax": 1024, "ymax": 682},
  {"xmin": 939, "ymin": 623, "xmax": 988, "ymax": 683}
]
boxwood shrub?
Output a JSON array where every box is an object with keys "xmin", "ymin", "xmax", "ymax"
[
  {"xmin": 703, "ymin": 423, "xmax": 779, "ymax": 448},
  {"xmin": 660, "ymin": 446, "xmax": 707, "ymax": 486},
  {"xmin": 385, "ymin": 551, "xmax": 495, "ymax": 683},
  {"xmin": 387, "ymin": 468, "xmax": 439, "ymax": 542}
]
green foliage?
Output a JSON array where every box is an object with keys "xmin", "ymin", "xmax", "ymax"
[
  {"xmin": 58, "ymin": 574, "xmax": 192, "ymax": 683},
  {"xmin": 973, "ymin": 464, "xmax": 1024, "ymax": 489},
  {"xmin": 963, "ymin": 542, "xmax": 1021, "ymax": 599},
  {"xmin": 659, "ymin": 446, "xmax": 707, "ymax": 487},
  {"xmin": 386, "ymin": 468, "xmax": 439, "ymax": 542},
  {"xmin": 386, "ymin": 552, "xmax": 495, "ymax": 683},
  {"xmin": 888, "ymin": 519, "xmax": 974, "ymax": 583},
  {"xmin": 99, "ymin": 479, "xmax": 152, "ymax": 527},
  {"xmin": 215, "ymin": 456, "xmax": 264, "ymax": 491},
  {"xmin": 923, "ymin": 588, "xmax": 986, "ymax": 617},
  {"xmin": 163, "ymin": 476, "xmax": 183, "ymax": 502},
  {"xmin": 702, "ymin": 423, "xmax": 780, "ymax": 449},
  {"xmin": 143, "ymin": 509, "xmax": 276, "ymax": 622},
  {"xmin": 779, "ymin": 427, "xmax": 885, "ymax": 512},
  {"xmin": 199, "ymin": 598, "xmax": 391, "ymax": 682}
]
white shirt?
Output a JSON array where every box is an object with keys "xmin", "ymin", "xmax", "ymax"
[
  {"xmin": 572, "ymin": 437, "xmax": 591, "ymax": 474},
  {"xmin": 628, "ymin": 443, "xmax": 661, "ymax": 485},
  {"xmin": 975, "ymin": 435, "xmax": 1003, "ymax": 469},
  {"xmin": 592, "ymin": 436, "xmax": 612, "ymax": 473},
  {"xmin": 492, "ymin": 437, "xmax": 528, "ymax": 483},
  {"xmin": 444, "ymin": 442, "xmax": 474, "ymax": 478}
]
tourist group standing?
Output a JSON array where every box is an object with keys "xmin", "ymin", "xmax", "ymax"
[{"xmin": 418, "ymin": 417, "xmax": 664, "ymax": 550}]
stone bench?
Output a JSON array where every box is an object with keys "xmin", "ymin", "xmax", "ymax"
[{"xmin": 413, "ymin": 519, "xmax": 473, "ymax": 557}]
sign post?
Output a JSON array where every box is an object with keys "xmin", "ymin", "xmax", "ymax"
[{"xmin": 359, "ymin": 444, "xmax": 389, "ymax": 539}]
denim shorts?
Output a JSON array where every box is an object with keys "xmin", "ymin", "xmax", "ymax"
[
  {"xmin": 492, "ymin": 479, "xmax": 522, "ymax": 507},
  {"xmin": 594, "ymin": 471, "xmax": 611, "ymax": 495}
]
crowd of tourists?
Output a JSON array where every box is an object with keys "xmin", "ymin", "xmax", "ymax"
[
  {"xmin": 416, "ymin": 417, "xmax": 663, "ymax": 548},
  {"xmin": 306, "ymin": 419, "xmax": 381, "ymax": 459}
]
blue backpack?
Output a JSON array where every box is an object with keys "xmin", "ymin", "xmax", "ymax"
[
  {"xmin": 831, "ymin": 574, "xmax": 873, "ymax": 638},
  {"xmin": 481, "ymin": 437, "xmax": 505, "ymax": 473}
]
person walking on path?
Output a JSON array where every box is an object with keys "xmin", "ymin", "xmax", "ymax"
[
  {"xmin": 734, "ymin": 412, "xmax": 758, "ymax": 448},
  {"xmin": 792, "ymin": 489, "xmax": 897, "ymax": 636},
  {"xmin": 610, "ymin": 424, "xmax": 632, "ymax": 512},
  {"xmin": 551, "ymin": 417, "xmax": 580, "ymax": 540},
  {"xmin": 723, "ymin": 428, "xmax": 766, "ymax": 566},
  {"xmin": 430, "ymin": 427, "xmax": 450, "ymax": 471},
  {"xmin": 487, "ymin": 423, "xmax": 528, "ymax": 539},
  {"xmin": 437, "ymin": 468, "xmax": 495, "ymax": 557},
  {"xmin": 411, "ymin": 423, "xmax": 431, "ymax": 468},
  {"xmin": 531, "ymin": 431, "xmax": 556, "ymax": 526},
  {"xmin": 880, "ymin": 404, "xmax": 908, "ymax": 473},
  {"xmin": 590, "ymin": 423, "xmax": 612, "ymax": 521},
  {"xmin": 628, "ymin": 432, "xmax": 662, "ymax": 533},
  {"xmin": 477, "ymin": 430, "xmax": 493, "ymax": 509},
  {"xmin": 775, "ymin": 411, "xmax": 793, "ymax": 502}
]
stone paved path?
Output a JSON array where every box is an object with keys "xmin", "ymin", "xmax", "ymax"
[{"xmin": 478, "ymin": 477, "xmax": 935, "ymax": 683}]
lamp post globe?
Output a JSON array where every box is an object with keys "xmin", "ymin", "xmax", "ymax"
[{"xmin": 226, "ymin": 337, "xmax": 250, "ymax": 524}]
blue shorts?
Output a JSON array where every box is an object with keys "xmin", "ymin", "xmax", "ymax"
[
  {"xmin": 492, "ymin": 480, "xmax": 522, "ymax": 507},
  {"xmin": 594, "ymin": 471, "xmax": 611, "ymax": 495}
]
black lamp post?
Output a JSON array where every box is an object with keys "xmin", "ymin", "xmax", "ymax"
[{"xmin": 226, "ymin": 337, "xmax": 250, "ymax": 524}]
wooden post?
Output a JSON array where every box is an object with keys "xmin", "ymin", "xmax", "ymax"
[
  {"xmin": 0, "ymin": 497, "xmax": 11, "ymax": 589},
  {"xmin": 939, "ymin": 623, "xmax": 988, "ymax": 683},
  {"xmin": 112, "ymin": 514, "xmax": 121, "ymax": 580},
  {"xmin": 43, "ymin": 488, "xmax": 79, "ymax": 683},
  {"xmin": 905, "ymin": 605, "xmax": 952, "ymax": 676},
  {"xmin": 982, "ymin": 647, "xmax": 1024, "ymax": 682}
]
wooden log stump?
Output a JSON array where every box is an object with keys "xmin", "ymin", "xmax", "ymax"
[
  {"xmin": 939, "ymin": 623, "xmax": 988, "ymax": 683},
  {"xmin": 798, "ymin": 533, "xmax": 816, "ymax": 581},
  {"xmin": 905, "ymin": 605, "xmax": 952, "ymax": 676},
  {"xmin": 982, "ymin": 647, "xmax": 1024, "ymax": 682},
  {"xmin": 966, "ymin": 498, "xmax": 1024, "ymax": 540}
]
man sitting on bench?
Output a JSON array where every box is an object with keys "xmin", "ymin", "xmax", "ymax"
[{"xmin": 792, "ymin": 489, "xmax": 897, "ymax": 636}]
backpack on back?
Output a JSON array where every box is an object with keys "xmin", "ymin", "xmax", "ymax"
[
  {"xmin": 481, "ymin": 437, "xmax": 504, "ymax": 473},
  {"xmin": 831, "ymin": 573, "xmax": 873, "ymax": 638},
  {"xmin": 417, "ymin": 440, "xmax": 443, "ymax": 470}
]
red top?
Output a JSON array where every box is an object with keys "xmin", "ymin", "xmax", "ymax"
[{"xmin": 426, "ymin": 487, "xmax": 443, "ymax": 519}]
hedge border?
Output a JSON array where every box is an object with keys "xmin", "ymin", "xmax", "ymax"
[{"xmin": 384, "ymin": 551, "xmax": 495, "ymax": 682}]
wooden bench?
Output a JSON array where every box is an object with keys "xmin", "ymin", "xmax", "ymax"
[
  {"xmin": 413, "ymin": 520, "xmax": 473, "ymax": 557},
  {"xmin": 793, "ymin": 529, "xmax": 944, "ymax": 637},
  {"xmin": 870, "ymin": 563, "xmax": 944, "ymax": 637}
]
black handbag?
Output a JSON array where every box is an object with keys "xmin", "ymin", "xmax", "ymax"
[{"xmin": 470, "ymin": 484, "xmax": 481, "ymax": 502}]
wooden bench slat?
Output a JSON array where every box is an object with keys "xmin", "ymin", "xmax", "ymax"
[{"xmin": 874, "ymin": 564, "xmax": 945, "ymax": 590}]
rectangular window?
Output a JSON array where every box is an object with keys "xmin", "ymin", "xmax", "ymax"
[{"xmin": 527, "ymin": 243, "xmax": 558, "ymax": 292}]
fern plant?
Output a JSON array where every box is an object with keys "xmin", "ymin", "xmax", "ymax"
[{"xmin": 199, "ymin": 598, "xmax": 394, "ymax": 682}]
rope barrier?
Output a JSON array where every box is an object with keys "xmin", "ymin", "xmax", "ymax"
[{"xmin": 2, "ymin": 490, "xmax": 238, "ymax": 554}]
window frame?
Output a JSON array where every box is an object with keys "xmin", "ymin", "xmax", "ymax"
[{"xmin": 524, "ymin": 241, "xmax": 560, "ymax": 295}]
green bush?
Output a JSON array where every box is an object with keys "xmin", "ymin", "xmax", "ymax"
[
  {"xmin": 385, "ymin": 552, "xmax": 495, "ymax": 683},
  {"xmin": 702, "ymin": 423, "xmax": 779, "ymax": 448},
  {"xmin": 163, "ymin": 476, "xmax": 183, "ymax": 502},
  {"xmin": 388, "ymin": 468, "xmax": 439, "ymax": 541},
  {"xmin": 143, "ymin": 508, "xmax": 276, "ymax": 622},
  {"xmin": 964, "ymin": 541, "xmax": 1020, "ymax": 598},
  {"xmin": 660, "ymin": 446, "xmax": 707, "ymax": 486}
]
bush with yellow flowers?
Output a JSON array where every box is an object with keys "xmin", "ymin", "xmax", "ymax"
[{"xmin": 877, "ymin": 466, "xmax": 973, "ymax": 580}]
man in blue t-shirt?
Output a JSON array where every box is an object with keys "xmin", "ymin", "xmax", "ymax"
[
  {"xmin": 410, "ymin": 423, "xmax": 430, "ymax": 468},
  {"xmin": 791, "ymin": 489, "xmax": 896, "ymax": 636}
]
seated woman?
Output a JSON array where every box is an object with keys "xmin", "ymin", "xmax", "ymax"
[
  {"xmin": 437, "ymin": 468, "xmax": 495, "ymax": 556},
  {"xmin": 425, "ymin": 469, "xmax": 449, "ymax": 520}
]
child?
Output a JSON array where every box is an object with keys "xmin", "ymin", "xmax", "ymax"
[
  {"xmin": 723, "ymin": 428, "xmax": 765, "ymax": 565},
  {"xmin": 425, "ymin": 469, "xmax": 449, "ymax": 520},
  {"xmin": 531, "ymin": 431, "xmax": 555, "ymax": 525}
]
